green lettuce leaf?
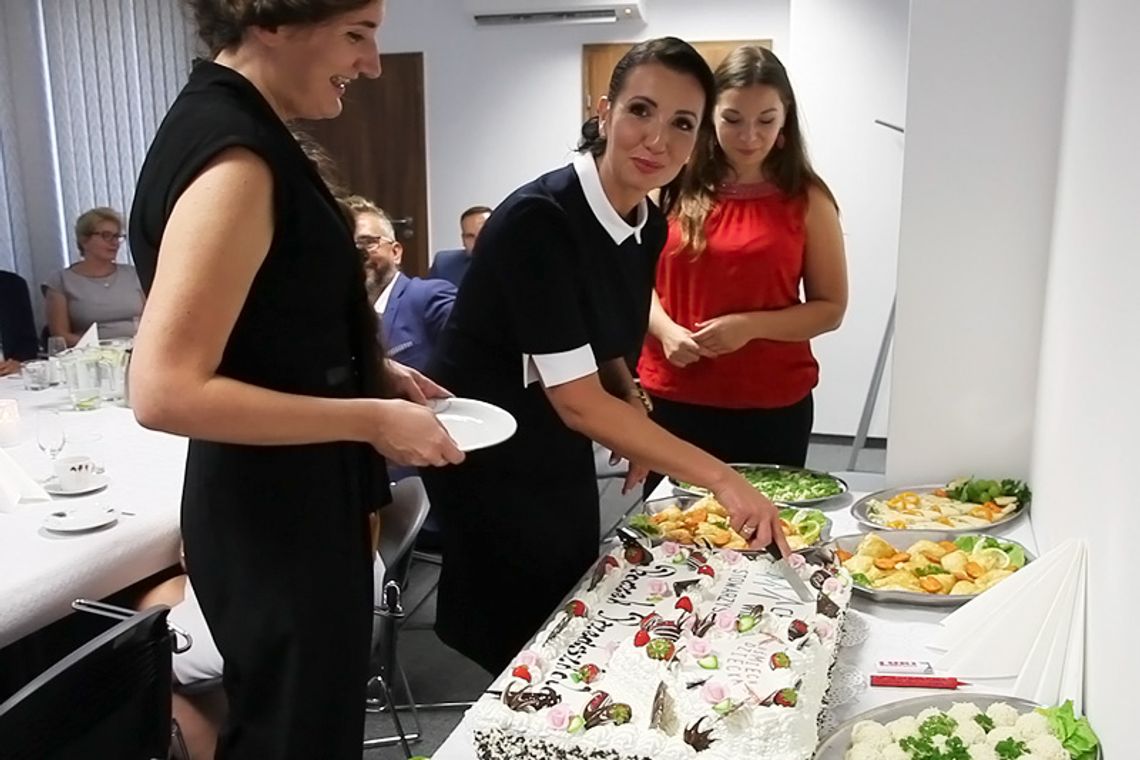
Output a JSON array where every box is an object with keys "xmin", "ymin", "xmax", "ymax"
[
  {"xmin": 628, "ymin": 515, "xmax": 661, "ymax": 537},
  {"xmin": 1036, "ymin": 701, "xmax": 1100, "ymax": 760}
]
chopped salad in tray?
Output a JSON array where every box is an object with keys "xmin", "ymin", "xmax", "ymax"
[{"xmin": 674, "ymin": 464, "xmax": 845, "ymax": 504}]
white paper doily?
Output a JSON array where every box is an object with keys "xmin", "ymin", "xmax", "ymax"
[
  {"xmin": 839, "ymin": 610, "xmax": 870, "ymax": 647},
  {"xmin": 819, "ymin": 662, "xmax": 866, "ymax": 734}
]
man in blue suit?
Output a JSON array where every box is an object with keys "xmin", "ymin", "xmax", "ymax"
[
  {"xmin": 347, "ymin": 197, "xmax": 456, "ymax": 374},
  {"xmin": 426, "ymin": 205, "xmax": 492, "ymax": 288}
]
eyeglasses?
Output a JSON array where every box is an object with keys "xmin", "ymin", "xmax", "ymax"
[
  {"xmin": 89, "ymin": 231, "xmax": 126, "ymax": 242},
  {"xmin": 354, "ymin": 235, "xmax": 395, "ymax": 252}
]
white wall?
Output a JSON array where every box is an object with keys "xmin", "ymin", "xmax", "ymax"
[
  {"xmin": 885, "ymin": 0, "xmax": 1072, "ymax": 484},
  {"xmin": 381, "ymin": 0, "xmax": 790, "ymax": 255},
  {"xmin": 1030, "ymin": 0, "xmax": 1139, "ymax": 751},
  {"xmin": 787, "ymin": 0, "xmax": 909, "ymax": 437}
]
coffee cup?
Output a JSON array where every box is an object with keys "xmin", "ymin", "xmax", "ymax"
[{"xmin": 55, "ymin": 455, "xmax": 98, "ymax": 491}]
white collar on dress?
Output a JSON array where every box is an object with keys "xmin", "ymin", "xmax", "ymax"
[{"xmin": 572, "ymin": 152, "xmax": 648, "ymax": 245}]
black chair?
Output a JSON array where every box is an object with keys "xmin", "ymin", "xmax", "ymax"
[
  {"xmin": 0, "ymin": 270, "xmax": 40, "ymax": 360},
  {"xmin": 0, "ymin": 604, "xmax": 175, "ymax": 760},
  {"xmin": 365, "ymin": 477, "xmax": 431, "ymax": 755}
]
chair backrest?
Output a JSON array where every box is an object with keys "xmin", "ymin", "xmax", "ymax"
[
  {"xmin": 0, "ymin": 271, "xmax": 40, "ymax": 361},
  {"xmin": 0, "ymin": 606, "xmax": 173, "ymax": 760},
  {"xmin": 376, "ymin": 476, "xmax": 431, "ymax": 588}
]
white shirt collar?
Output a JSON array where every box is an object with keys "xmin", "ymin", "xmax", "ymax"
[
  {"xmin": 374, "ymin": 271, "xmax": 402, "ymax": 315},
  {"xmin": 572, "ymin": 152, "xmax": 648, "ymax": 245}
]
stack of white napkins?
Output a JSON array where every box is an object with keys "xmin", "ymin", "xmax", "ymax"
[
  {"xmin": 0, "ymin": 448, "xmax": 51, "ymax": 513},
  {"xmin": 74, "ymin": 324, "xmax": 99, "ymax": 348},
  {"xmin": 927, "ymin": 539, "xmax": 1087, "ymax": 712}
]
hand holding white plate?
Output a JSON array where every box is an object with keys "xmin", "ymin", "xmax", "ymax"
[{"xmin": 429, "ymin": 397, "xmax": 516, "ymax": 453}]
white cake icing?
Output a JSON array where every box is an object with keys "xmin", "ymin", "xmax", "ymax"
[{"xmin": 469, "ymin": 541, "xmax": 852, "ymax": 760}]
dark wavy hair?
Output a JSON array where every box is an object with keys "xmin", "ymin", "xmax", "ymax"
[
  {"xmin": 577, "ymin": 37, "xmax": 716, "ymax": 217},
  {"xmin": 183, "ymin": 0, "xmax": 375, "ymax": 55},
  {"xmin": 675, "ymin": 45, "xmax": 837, "ymax": 255}
]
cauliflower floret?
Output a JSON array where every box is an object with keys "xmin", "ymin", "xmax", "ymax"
[
  {"xmin": 850, "ymin": 720, "xmax": 892, "ymax": 748},
  {"xmin": 885, "ymin": 715, "xmax": 920, "ymax": 742},
  {"xmin": 969, "ymin": 746, "xmax": 999, "ymax": 760},
  {"xmin": 880, "ymin": 743, "xmax": 909, "ymax": 760},
  {"xmin": 952, "ymin": 719, "xmax": 986, "ymax": 745},
  {"xmin": 985, "ymin": 726, "xmax": 1020, "ymax": 745},
  {"xmin": 1014, "ymin": 710, "xmax": 1052, "ymax": 741},
  {"xmin": 945, "ymin": 701, "xmax": 982, "ymax": 724},
  {"xmin": 916, "ymin": 707, "xmax": 946, "ymax": 723},
  {"xmin": 985, "ymin": 701, "xmax": 1020, "ymax": 727},
  {"xmin": 1025, "ymin": 734, "xmax": 1068, "ymax": 760},
  {"xmin": 844, "ymin": 745, "xmax": 884, "ymax": 760}
]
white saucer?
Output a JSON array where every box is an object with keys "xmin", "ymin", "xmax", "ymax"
[
  {"xmin": 43, "ymin": 473, "xmax": 110, "ymax": 496},
  {"xmin": 43, "ymin": 504, "xmax": 118, "ymax": 533},
  {"xmin": 429, "ymin": 397, "xmax": 517, "ymax": 452}
]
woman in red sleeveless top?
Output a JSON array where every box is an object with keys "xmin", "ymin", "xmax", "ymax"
[{"xmin": 639, "ymin": 46, "xmax": 847, "ymax": 491}]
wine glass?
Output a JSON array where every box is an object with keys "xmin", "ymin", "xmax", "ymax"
[{"xmin": 36, "ymin": 410, "xmax": 66, "ymax": 461}]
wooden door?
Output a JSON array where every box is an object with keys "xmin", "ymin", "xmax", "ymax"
[
  {"xmin": 582, "ymin": 40, "xmax": 771, "ymax": 120},
  {"xmin": 298, "ymin": 53, "xmax": 430, "ymax": 277}
]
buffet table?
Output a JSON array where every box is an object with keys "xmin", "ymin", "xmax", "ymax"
[
  {"xmin": 433, "ymin": 476, "xmax": 1040, "ymax": 759},
  {"xmin": 0, "ymin": 376, "xmax": 185, "ymax": 649}
]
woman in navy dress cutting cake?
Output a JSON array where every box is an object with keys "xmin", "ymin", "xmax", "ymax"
[{"xmin": 423, "ymin": 37, "xmax": 791, "ymax": 674}]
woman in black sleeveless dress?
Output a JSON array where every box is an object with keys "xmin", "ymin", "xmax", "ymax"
[{"xmin": 128, "ymin": 2, "xmax": 462, "ymax": 757}]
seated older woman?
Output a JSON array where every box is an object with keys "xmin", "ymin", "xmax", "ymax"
[{"xmin": 44, "ymin": 207, "xmax": 145, "ymax": 346}]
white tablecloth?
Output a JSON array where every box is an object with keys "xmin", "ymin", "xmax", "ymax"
[
  {"xmin": 434, "ymin": 475, "xmax": 1039, "ymax": 759},
  {"xmin": 0, "ymin": 377, "xmax": 186, "ymax": 648}
]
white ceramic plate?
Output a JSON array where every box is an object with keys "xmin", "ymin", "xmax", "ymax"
[
  {"xmin": 430, "ymin": 397, "xmax": 517, "ymax": 452},
  {"xmin": 43, "ymin": 473, "xmax": 110, "ymax": 497},
  {"xmin": 43, "ymin": 504, "xmax": 118, "ymax": 533}
]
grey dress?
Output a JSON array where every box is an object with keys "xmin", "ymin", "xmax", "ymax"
[{"xmin": 43, "ymin": 264, "xmax": 144, "ymax": 339}]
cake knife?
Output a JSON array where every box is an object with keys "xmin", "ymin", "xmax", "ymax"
[{"xmin": 764, "ymin": 542, "xmax": 815, "ymax": 602}]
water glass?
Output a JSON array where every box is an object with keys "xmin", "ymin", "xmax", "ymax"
[
  {"xmin": 60, "ymin": 351, "xmax": 102, "ymax": 411},
  {"xmin": 46, "ymin": 336, "xmax": 67, "ymax": 357},
  {"xmin": 36, "ymin": 410, "xmax": 66, "ymax": 461},
  {"xmin": 21, "ymin": 360, "xmax": 51, "ymax": 391}
]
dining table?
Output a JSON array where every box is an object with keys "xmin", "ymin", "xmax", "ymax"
[
  {"xmin": 0, "ymin": 375, "xmax": 185, "ymax": 650},
  {"xmin": 432, "ymin": 472, "xmax": 1040, "ymax": 759}
]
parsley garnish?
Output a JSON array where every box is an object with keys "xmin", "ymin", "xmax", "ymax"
[
  {"xmin": 973, "ymin": 713, "xmax": 996, "ymax": 732},
  {"xmin": 994, "ymin": 738, "xmax": 1029, "ymax": 759}
]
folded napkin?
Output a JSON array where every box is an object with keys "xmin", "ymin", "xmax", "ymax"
[
  {"xmin": 0, "ymin": 448, "xmax": 51, "ymax": 513},
  {"xmin": 75, "ymin": 324, "xmax": 99, "ymax": 348}
]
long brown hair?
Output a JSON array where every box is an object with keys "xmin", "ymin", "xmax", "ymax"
[{"xmin": 675, "ymin": 46, "xmax": 836, "ymax": 255}]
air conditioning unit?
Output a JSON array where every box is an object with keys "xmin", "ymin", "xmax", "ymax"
[{"xmin": 464, "ymin": 0, "xmax": 646, "ymax": 27}]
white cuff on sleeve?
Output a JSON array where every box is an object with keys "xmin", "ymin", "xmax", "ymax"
[{"xmin": 522, "ymin": 345, "xmax": 597, "ymax": 388}]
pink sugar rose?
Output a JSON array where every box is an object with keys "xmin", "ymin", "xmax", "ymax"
[
  {"xmin": 647, "ymin": 579, "xmax": 670, "ymax": 597},
  {"xmin": 687, "ymin": 638, "xmax": 713, "ymax": 658},
  {"xmin": 515, "ymin": 650, "xmax": 541, "ymax": 669},
  {"xmin": 785, "ymin": 553, "xmax": 807, "ymax": 570},
  {"xmin": 661, "ymin": 541, "xmax": 680, "ymax": 557},
  {"xmin": 720, "ymin": 549, "xmax": 743, "ymax": 565},
  {"xmin": 822, "ymin": 577, "xmax": 843, "ymax": 596},
  {"xmin": 815, "ymin": 620, "xmax": 835, "ymax": 641},
  {"xmin": 547, "ymin": 704, "xmax": 573, "ymax": 731},
  {"xmin": 701, "ymin": 681, "xmax": 729, "ymax": 705},
  {"xmin": 715, "ymin": 610, "xmax": 737, "ymax": 632}
]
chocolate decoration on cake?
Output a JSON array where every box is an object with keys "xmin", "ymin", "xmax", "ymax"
[
  {"xmin": 673, "ymin": 578, "xmax": 701, "ymax": 596},
  {"xmin": 588, "ymin": 555, "xmax": 620, "ymax": 591},
  {"xmin": 495, "ymin": 682, "xmax": 562, "ymax": 712},
  {"xmin": 683, "ymin": 717, "xmax": 717, "ymax": 752},
  {"xmin": 690, "ymin": 611, "xmax": 717, "ymax": 638},
  {"xmin": 650, "ymin": 682, "xmax": 680, "ymax": 735},
  {"xmin": 617, "ymin": 528, "xmax": 652, "ymax": 566},
  {"xmin": 816, "ymin": 593, "xmax": 841, "ymax": 619},
  {"xmin": 809, "ymin": 569, "xmax": 831, "ymax": 590}
]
